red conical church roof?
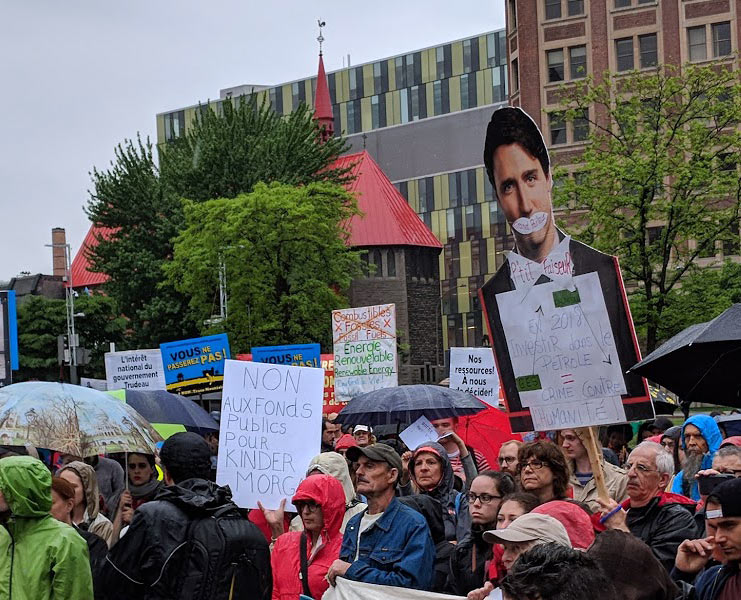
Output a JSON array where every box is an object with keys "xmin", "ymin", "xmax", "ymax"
[
  {"xmin": 314, "ymin": 54, "xmax": 334, "ymax": 141},
  {"xmin": 333, "ymin": 151, "xmax": 442, "ymax": 249}
]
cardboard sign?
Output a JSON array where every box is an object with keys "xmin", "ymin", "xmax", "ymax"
[
  {"xmin": 217, "ymin": 359, "xmax": 324, "ymax": 510},
  {"xmin": 160, "ymin": 334, "xmax": 230, "ymax": 396},
  {"xmin": 251, "ymin": 343, "xmax": 321, "ymax": 368},
  {"xmin": 399, "ymin": 416, "xmax": 438, "ymax": 452},
  {"xmin": 80, "ymin": 377, "xmax": 108, "ymax": 391},
  {"xmin": 332, "ymin": 303, "xmax": 397, "ymax": 403},
  {"xmin": 104, "ymin": 349, "xmax": 167, "ymax": 391},
  {"xmin": 448, "ymin": 348, "xmax": 500, "ymax": 406}
]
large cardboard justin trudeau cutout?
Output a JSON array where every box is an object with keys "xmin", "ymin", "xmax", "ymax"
[{"xmin": 478, "ymin": 107, "xmax": 652, "ymax": 433}]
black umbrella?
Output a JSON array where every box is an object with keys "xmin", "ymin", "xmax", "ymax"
[
  {"xmin": 333, "ymin": 384, "xmax": 488, "ymax": 427},
  {"xmin": 630, "ymin": 304, "xmax": 741, "ymax": 409}
]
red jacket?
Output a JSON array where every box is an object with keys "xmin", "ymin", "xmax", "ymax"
[{"xmin": 271, "ymin": 474, "xmax": 346, "ymax": 600}]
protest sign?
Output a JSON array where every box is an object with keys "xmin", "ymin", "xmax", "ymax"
[
  {"xmin": 399, "ymin": 415, "xmax": 438, "ymax": 451},
  {"xmin": 217, "ymin": 359, "xmax": 323, "ymax": 510},
  {"xmin": 80, "ymin": 377, "xmax": 108, "ymax": 391},
  {"xmin": 104, "ymin": 349, "xmax": 166, "ymax": 391},
  {"xmin": 448, "ymin": 347, "xmax": 500, "ymax": 406},
  {"xmin": 251, "ymin": 343, "xmax": 320, "ymax": 368},
  {"xmin": 160, "ymin": 334, "xmax": 230, "ymax": 396},
  {"xmin": 332, "ymin": 303, "xmax": 397, "ymax": 403},
  {"xmin": 0, "ymin": 291, "xmax": 18, "ymax": 386},
  {"xmin": 324, "ymin": 578, "xmax": 466, "ymax": 600}
]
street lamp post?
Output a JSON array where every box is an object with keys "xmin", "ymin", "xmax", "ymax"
[{"xmin": 45, "ymin": 241, "xmax": 78, "ymax": 384}]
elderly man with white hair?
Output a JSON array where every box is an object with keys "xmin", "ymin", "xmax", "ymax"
[{"xmin": 598, "ymin": 441, "xmax": 698, "ymax": 571}]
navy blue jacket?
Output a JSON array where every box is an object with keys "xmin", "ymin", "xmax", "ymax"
[
  {"xmin": 673, "ymin": 563, "xmax": 739, "ymax": 600},
  {"xmin": 339, "ymin": 496, "xmax": 435, "ymax": 590}
]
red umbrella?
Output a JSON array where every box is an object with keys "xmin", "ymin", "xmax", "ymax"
[{"xmin": 458, "ymin": 405, "xmax": 522, "ymax": 470}]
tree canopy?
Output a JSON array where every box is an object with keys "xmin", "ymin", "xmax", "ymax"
[
  {"xmin": 165, "ymin": 182, "xmax": 363, "ymax": 353},
  {"xmin": 85, "ymin": 95, "xmax": 352, "ymax": 349},
  {"xmin": 553, "ymin": 63, "xmax": 741, "ymax": 351}
]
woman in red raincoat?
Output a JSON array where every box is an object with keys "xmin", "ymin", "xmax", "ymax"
[{"xmin": 270, "ymin": 474, "xmax": 345, "ymax": 600}]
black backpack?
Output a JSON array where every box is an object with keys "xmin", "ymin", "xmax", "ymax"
[{"xmin": 172, "ymin": 504, "xmax": 272, "ymax": 600}]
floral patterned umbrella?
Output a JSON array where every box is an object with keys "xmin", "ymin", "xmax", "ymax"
[{"xmin": 0, "ymin": 381, "xmax": 162, "ymax": 457}]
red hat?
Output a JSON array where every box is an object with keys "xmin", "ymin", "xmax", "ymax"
[
  {"xmin": 720, "ymin": 436, "xmax": 741, "ymax": 448},
  {"xmin": 646, "ymin": 434, "xmax": 663, "ymax": 444},
  {"xmin": 334, "ymin": 434, "xmax": 358, "ymax": 451},
  {"xmin": 532, "ymin": 500, "xmax": 595, "ymax": 550}
]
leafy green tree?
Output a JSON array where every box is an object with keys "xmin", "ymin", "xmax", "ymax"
[
  {"xmin": 86, "ymin": 96, "xmax": 352, "ymax": 349},
  {"xmin": 15, "ymin": 294, "xmax": 126, "ymax": 381},
  {"xmin": 165, "ymin": 182, "xmax": 363, "ymax": 352},
  {"xmin": 554, "ymin": 63, "xmax": 741, "ymax": 351}
]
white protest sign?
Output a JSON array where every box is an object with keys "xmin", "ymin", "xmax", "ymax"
[
  {"xmin": 104, "ymin": 349, "xmax": 167, "ymax": 391},
  {"xmin": 80, "ymin": 377, "xmax": 107, "ymax": 391},
  {"xmin": 399, "ymin": 415, "xmax": 438, "ymax": 451},
  {"xmin": 496, "ymin": 271, "xmax": 627, "ymax": 430},
  {"xmin": 332, "ymin": 303, "xmax": 397, "ymax": 403},
  {"xmin": 448, "ymin": 347, "xmax": 500, "ymax": 406},
  {"xmin": 217, "ymin": 359, "xmax": 324, "ymax": 510},
  {"xmin": 324, "ymin": 577, "xmax": 466, "ymax": 600}
]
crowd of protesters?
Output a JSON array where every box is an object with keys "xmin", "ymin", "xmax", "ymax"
[{"xmin": 0, "ymin": 411, "xmax": 740, "ymax": 599}]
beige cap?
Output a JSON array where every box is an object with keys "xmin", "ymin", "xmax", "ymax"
[{"xmin": 483, "ymin": 513, "xmax": 571, "ymax": 547}]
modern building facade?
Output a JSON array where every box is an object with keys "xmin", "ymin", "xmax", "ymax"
[{"xmin": 156, "ymin": 29, "xmax": 511, "ymax": 368}]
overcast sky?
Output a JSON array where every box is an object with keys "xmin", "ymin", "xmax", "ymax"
[{"xmin": 0, "ymin": 1, "xmax": 504, "ymax": 280}]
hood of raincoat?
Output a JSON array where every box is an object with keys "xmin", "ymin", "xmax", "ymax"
[
  {"xmin": 681, "ymin": 415, "xmax": 723, "ymax": 455},
  {"xmin": 0, "ymin": 455, "xmax": 52, "ymax": 517},
  {"xmin": 60, "ymin": 460, "xmax": 101, "ymax": 520},
  {"xmin": 410, "ymin": 441, "xmax": 454, "ymax": 498},
  {"xmin": 292, "ymin": 473, "xmax": 345, "ymax": 541},
  {"xmin": 154, "ymin": 478, "xmax": 236, "ymax": 516},
  {"xmin": 306, "ymin": 452, "xmax": 355, "ymax": 505},
  {"xmin": 397, "ymin": 494, "xmax": 446, "ymax": 545}
]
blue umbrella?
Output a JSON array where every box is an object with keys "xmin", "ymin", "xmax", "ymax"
[
  {"xmin": 116, "ymin": 390, "xmax": 219, "ymax": 433},
  {"xmin": 333, "ymin": 384, "xmax": 488, "ymax": 427}
]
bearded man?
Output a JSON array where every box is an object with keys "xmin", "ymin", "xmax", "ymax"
[{"xmin": 671, "ymin": 415, "xmax": 723, "ymax": 501}]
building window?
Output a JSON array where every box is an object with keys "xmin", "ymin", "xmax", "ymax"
[
  {"xmin": 465, "ymin": 205, "xmax": 482, "ymax": 239},
  {"xmin": 639, "ymin": 33, "xmax": 658, "ymax": 68},
  {"xmin": 447, "ymin": 208, "xmax": 463, "ymax": 242},
  {"xmin": 395, "ymin": 56, "xmax": 406, "ymax": 89},
  {"xmin": 615, "ymin": 0, "xmax": 631, "ymax": 7},
  {"xmin": 712, "ymin": 22, "xmax": 732, "ymax": 57},
  {"xmin": 436, "ymin": 44, "xmax": 452, "ymax": 79},
  {"xmin": 545, "ymin": 0, "xmax": 561, "ymax": 20},
  {"xmin": 512, "ymin": 59, "xmax": 519, "ymax": 93},
  {"xmin": 433, "ymin": 79, "xmax": 450, "ymax": 115},
  {"xmin": 371, "ymin": 249, "xmax": 383, "ymax": 277},
  {"xmin": 547, "ymin": 49, "xmax": 565, "ymax": 82},
  {"xmin": 463, "ymin": 38, "xmax": 480, "ymax": 73},
  {"xmin": 371, "ymin": 95, "xmax": 387, "ymax": 129},
  {"xmin": 291, "ymin": 81, "xmax": 306, "ymax": 110},
  {"xmin": 164, "ymin": 110, "xmax": 185, "ymax": 142},
  {"xmin": 549, "ymin": 112, "xmax": 566, "ymax": 145},
  {"xmin": 346, "ymin": 99, "xmax": 362, "ymax": 134},
  {"xmin": 373, "ymin": 61, "xmax": 389, "ymax": 95},
  {"xmin": 399, "ymin": 88, "xmax": 409, "ymax": 124},
  {"xmin": 616, "ymin": 38, "xmax": 634, "ymax": 71},
  {"xmin": 418, "ymin": 177, "xmax": 435, "ymax": 213},
  {"xmin": 269, "ymin": 87, "xmax": 283, "ymax": 114},
  {"xmin": 471, "ymin": 240, "xmax": 488, "ymax": 276},
  {"xmin": 492, "ymin": 66, "xmax": 507, "ymax": 102},
  {"xmin": 460, "ymin": 73, "xmax": 478, "ymax": 110},
  {"xmin": 387, "ymin": 250, "xmax": 397, "ymax": 277},
  {"xmin": 573, "ymin": 109, "xmax": 589, "ymax": 142},
  {"xmin": 408, "ymin": 85, "xmax": 427, "ymax": 121},
  {"xmin": 723, "ymin": 222, "xmax": 740, "ymax": 257},
  {"xmin": 568, "ymin": 0, "xmax": 584, "ymax": 16},
  {"xmin": 349, "ymin": 66, "xmax": 364, "ymax": 100},
  {"xmin": 688, "ymin": 26, "xmax": 707, "ymax": 62},
  {"xmin": 396, "ymin": 181, "xmax": 409, "ymax": 200},
  {"xmin": 447, "ymin": 313, "xmax": 464, "ymax": 347},
  {"xmin": 509, "ymin": 0, "xmax": 518, "ymax": 29},
  {"xmin": 444, "ymin": 243, "xmax": 461, "ymax": 279},
  {"xmin": 569, "ymin": 45, "xmax": 587, "ymax": 79}
]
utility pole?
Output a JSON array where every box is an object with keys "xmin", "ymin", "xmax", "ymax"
[{"xmin": 46, "ymin": 241, "xmax": 78, "ymax": 384}]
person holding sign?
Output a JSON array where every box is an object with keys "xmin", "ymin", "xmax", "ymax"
[
  {"xmin": 327, "ymin": 444, "xmax": 435, "ymax": 590},
  {"xmin": 270, "ymin": 474, "xmax": 346, "ymax": 600}
]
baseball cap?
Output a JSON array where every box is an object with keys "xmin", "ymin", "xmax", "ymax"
[
  {"xmin": 532, "ymin": 501, "xmax": 595, "ymax": 549},
  {"xmin": 483, "ymin": 513, "xmax": 571, "ymax": 547},
  {"xmin": 334, "ymin": 434, "xmax": 359, "ymax": 451},
  {"xmin": 346, "ymin": 443, "xmax": 402, "ymax": 475},
  {"xmin": 353, "ymin": 425, "xmax": 373, "ymax": 434},
  {"xmin": 706, "ymin": 477, "xmax": 741, "ymax": 519}
]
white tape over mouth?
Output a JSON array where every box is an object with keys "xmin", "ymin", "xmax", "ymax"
[{"xmin": 511, "ymin": 212, "xmax": 549, "ymax": 235}]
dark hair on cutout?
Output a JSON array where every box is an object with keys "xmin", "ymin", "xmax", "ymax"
[
  {"xmin": 501, "ymin": 543, "xmax": 617, "ymax": 600},
  {"xmin": 483, "ymin": 107, "xmax": 550, "ymax": 190},
  {"xmin": 517, "ymin": 440, "xmax": 571, "ymax": 500},
  {"xmin": 476, "ymin": 470, "xmax": 516, "ymax": 497}
]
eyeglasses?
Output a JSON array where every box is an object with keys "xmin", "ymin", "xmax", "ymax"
[
  {"xmin": 128, "ymin": 462, "xmax": 149, "ymax": 470},
  {"xmin": 295, "ymin": 501, "xmax": 320, "ymax": 513},
  {"xmin": 498, "ymin": 456, "xmax": 517, "ymax": 464},
  {"xmin": 468, "ymin": 492, "xmax": 502, "ymax": 504},
  {"xmin": 625, "ymin": 462, "xmax": 658, "ymax": 474},
  {"xmin": 519, "ymin": 459, "xmax": 546, "ymax": 472}
]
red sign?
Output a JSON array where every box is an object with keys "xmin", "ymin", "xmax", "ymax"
[{"xmin": 236, "ymin": 353, "xmax": 340, "ymax": 415}]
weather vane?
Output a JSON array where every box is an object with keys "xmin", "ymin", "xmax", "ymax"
[{"xmin": 317, "ymin": 19, "xmax": 326, "ymax": 55}]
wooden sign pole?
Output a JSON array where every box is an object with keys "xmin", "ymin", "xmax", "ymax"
[{"xmin": 576, "ymin": 426, "xmax": 609, "ymax": 504}]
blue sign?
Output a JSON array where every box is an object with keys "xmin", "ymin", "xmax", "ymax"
[
  {"xmin": 251, "ymin": 343, "xmax": 321, "ymax": 368},
  {"xmin": 160, "ymin": 333, "xmax": 230, "ymax": 396},
  {"xmin": 0, "ymin": 291, "xmax": 18, "ymax": 386}
]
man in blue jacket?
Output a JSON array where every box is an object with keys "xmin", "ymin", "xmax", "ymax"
[
  {"xmin": 672, "ymin": 415, "xmax": 723, "ymax": 501},
  {"xmin": 673, "ymin": 477, "xmax": 741, "ymax": 599},
  {"xmin": 326, "ymin": 443, "xmax": 435, "ymax": 590}
]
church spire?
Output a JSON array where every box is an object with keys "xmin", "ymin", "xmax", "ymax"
[{"xmin": 314, "ymin": 19, "xmax": 334, "ymax": 142}]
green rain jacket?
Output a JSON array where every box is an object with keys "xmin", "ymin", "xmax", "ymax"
[{"xmin": 0, "ymin": 456, "xmax": 94, "ymax": 600}]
